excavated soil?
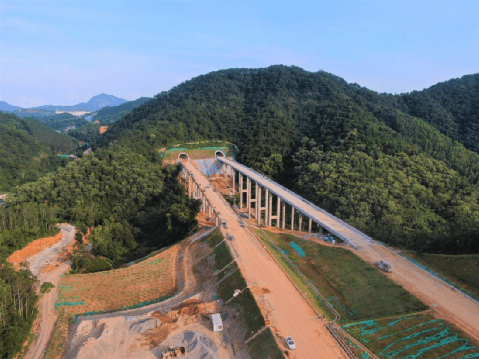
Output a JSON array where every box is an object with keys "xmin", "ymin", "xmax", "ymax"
[
  {"xmin": 68, "ymin": 300, "xmax": 231, "ymax": 359},
  {"xmin": 7, "ymin": 231, "xmax": 63, "ymax": 270}
]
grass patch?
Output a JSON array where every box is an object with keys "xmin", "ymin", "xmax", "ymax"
[
  {"xmin": 214, "ymin": 241, "xmax": 233, "ymax": 271},
  {"xmin": 217, "ymin": 261, "xmax": 238, "ymax": 281},
  {"xmin": 404, "ymin": 251, "xmax": 479, "ymax": 300},
  {"xmin": 258, "ymin": 230, "xmax": 427, "ymax": 323},
  {"xmin": 44, "ymin": 308, "xmax": 71, "ymax": 359},
  {"xmin": 207, "ymin": 230, "xmax": 224, "ymax": 248},
  {"xmin": 216, "ymin": 246, "xmax": 265, "ymax": 338},
  {"xmin": 246, "ymin": 327, "xmax": 284, "ymax": 359},
  {"xmin": 255, "ymin": 229, "xmax": 340, "ymax": 321},
  {"xmin": 343, "ymin": 314, "xmax": 479, "ymax": 359},
  {"xmin": 218, "ymin": 269, "xmax": 247, "ymax": 300},
  {"xmin": 230, "ymin": 289, "xmax": 265, "ymax": 338},
  {"xmin": 40, "ymin": 282, "xmax": 55, "ymax": 294}
]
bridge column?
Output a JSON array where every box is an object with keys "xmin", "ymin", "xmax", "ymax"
[
  {"xmin": 276, "ymin": 196, "xmax": 280, "ymax": 228},
  {"xmin": 188, "ymin": 176, "xmax": 192, "ymax": 199},
  {"xmin": 208, "ymin": 202, "xmax": 212, "ymax": 219},
  {"xmin": 265, "ymin": 189, "xmax": 269, "ymax": 227},
  {"xmin": 250, "ymin": 182, "xmax": 257, "ymax": 219},
  {"xmin": 318, "ymin": 225, "xmax": 323, "ymax": 235},
  {"xmin": 232, "ymin": 168, "xmax": 235, "ymax": 195},
  {"xmin": 299, "ymin": 214, "xmax": 303, "ymax": 232},
  {"xmin": 291, "ymin": 207, "xmax": 295, "ymax": 230},
  {"xmin": 309, "ymin": 218, "xmax": 312, "ymax": 233},
  {"xmin": 282, "ymin": 202, "xmax": 286, "ymax": 229},
  {"xmin": 268, "ymin": 192, "xmax": 272, "ymax": 227},
  {"xmin": 239, "ymin": 174, "xmax": 243, "ymax": 208},
  {"xmin": 257, "ymin": 185, "xmax": 262, "ymax": 226},
  {"xmin": 247, "ymin": 177, "xmax": 251, "ymax": 219}
]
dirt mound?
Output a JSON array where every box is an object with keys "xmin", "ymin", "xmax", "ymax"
[
  {"xmin": 7, "ymin": 231, "xmax": 63, "ymax": 269},
  {"xmin": 130, "ymin": 318, "xmax": 158, "ymax": 334}
]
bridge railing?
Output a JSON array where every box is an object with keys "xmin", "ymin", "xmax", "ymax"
[{"xmin": 217, "ymin": 158, "xmax": 372, "ymax": 245}]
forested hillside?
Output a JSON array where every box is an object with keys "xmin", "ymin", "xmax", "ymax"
[
  {"xmin": 7, "ymin": 145, "xmax": 199, "ymax": 266},
  {"xmin": 0, "ymin": 112, "xmax": 77, "ymax": 192},
  {"xmin": 29, "ymin": 112, "xmax": 89, "ymax": 131},
  {"xmin": 92, "ymin": 96, "xmax": 151, "ymax": 123},
  {"xmin": 97, "ymin": 65, "xmax": 479, "ymax": 254},
  {"xmin": 398, "ymin": 74, "xmax": 479, "ymax": 153}
]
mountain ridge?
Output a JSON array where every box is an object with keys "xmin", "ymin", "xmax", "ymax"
[
  {"xmin": 94, "ymin": 65, "xmax": 479, "ymax": 255},
  {"xmin": 0, "ymin": 93, "xmax": 128, "ymax": 114}
]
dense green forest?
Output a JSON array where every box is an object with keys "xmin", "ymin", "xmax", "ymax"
[
  {"xmin": 7, "ymin": 145, "xmax": 199, "ymax": 266},
  {"xmin": 97, "ymin": 65, "xmax": 479, "ymax": 254},
  {"xmin": 92, "ymin": 96, "xmax": 151, "ymax": 124},
  {"xmin": 0, "ymin": 203, "xmax": 59, "ymax": 358},
  {"xmin": 29, "ymin": 112, "xmax": 89, "ymax": 131},
  {"xmin": 0, "ymin": 112, "xmax": 78, "ymax": 192}
]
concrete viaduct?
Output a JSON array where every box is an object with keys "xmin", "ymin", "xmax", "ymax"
[{"xmin": 181, "ymin": 156, "xmax": 372, "ymax": 249}]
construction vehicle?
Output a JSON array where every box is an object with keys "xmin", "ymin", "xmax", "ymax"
[
  {"xmin": 375, "ymin": 260, "xmax": 392, "ymax": 273},
  {"xmin": 322, "ymin": 234, "xmax": 336, "ymax": 244}
]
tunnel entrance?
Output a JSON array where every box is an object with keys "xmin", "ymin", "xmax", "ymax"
[
  {"xmin": 215, "ymin": 150, "xmax": 225, "ymax": 157},
  {"xmin": 178, "ymin": 153, "xmax": 189, "ymax": 161}
]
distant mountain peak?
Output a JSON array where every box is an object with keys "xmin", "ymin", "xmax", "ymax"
[
  {"xmin": 27, "ymin": 94, "xmax": 128, "ymax": 113},
  {"xmin": 0, "ymin": 101, "xmax": 23, "ymax": 112}
]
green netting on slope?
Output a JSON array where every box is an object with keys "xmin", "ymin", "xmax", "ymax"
[
  {"xmin": 55, "ymin": 301, "xmax": 86, "ymax": 309},
  {"xmin": 73, "ymin": 292, "xmax": 179, "ymax": 323},
  {"xmin": 167, "ymin": 148, "xmax": 189, "ymax": 151},
  {"xmin": 343, "ymin": 316, "xmax": 479, "ymax": 359},
  {"xmin": 289, "ymin": 241, "xmax": 305, "ymax": 257}
]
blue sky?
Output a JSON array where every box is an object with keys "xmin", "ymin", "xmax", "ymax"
[{"xmin": 1, "ymin": 0, "xmax": 478, "ymax": 107}]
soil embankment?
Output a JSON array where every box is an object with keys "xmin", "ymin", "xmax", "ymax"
[{"xmin": 7, "ymin": 231, "xmax": 63, "ymax": 270}]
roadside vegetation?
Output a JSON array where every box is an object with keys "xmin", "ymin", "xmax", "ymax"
[
  {"xmin": 403, "ymin": 251, "xmax": 479, "ymax": 301},
  {"xmin": 256, "ymin": 230, "xmax": 427, "ymax": 323},
  {"xmin": 257, "ymin": 229, "xmax": 479, "ymax": 359},
  {"xmin": 198, "ymin": 229, "xmax": 284, "ymax": 358}
]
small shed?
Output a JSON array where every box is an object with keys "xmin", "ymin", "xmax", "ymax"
[{"xmin": 210, "ymin": 313, "xmax": 223, "ymax": 332}]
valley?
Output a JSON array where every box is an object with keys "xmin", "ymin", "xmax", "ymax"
[{"xmin": 1, "ymin": 66, "xmax": 479, "ymax": 359}]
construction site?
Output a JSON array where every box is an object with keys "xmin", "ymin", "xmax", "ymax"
[{"xmin": 8, "ymin": 148, "xmax": 479, "ymax": 359}]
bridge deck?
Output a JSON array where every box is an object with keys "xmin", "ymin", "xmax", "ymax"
[{"xmin": 218, "ymin": 157, "xmax": 371, "ymax": 248}]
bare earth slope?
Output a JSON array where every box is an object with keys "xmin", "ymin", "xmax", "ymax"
[{"xmin": 25, "ymin": 224, "xmax": 75, "ymax": 359}]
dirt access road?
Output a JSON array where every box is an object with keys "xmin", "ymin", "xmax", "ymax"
[
  {"xmin": 25, "ymin": 224, "xmax": 75, "ymax": 359},
  {"xmin": 355, "ymin": 242, "xmax": 479, "ymax": 341},
  {"xmin": 184, "ymin": 161, "xmax": 347, "ymax": 359}
]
